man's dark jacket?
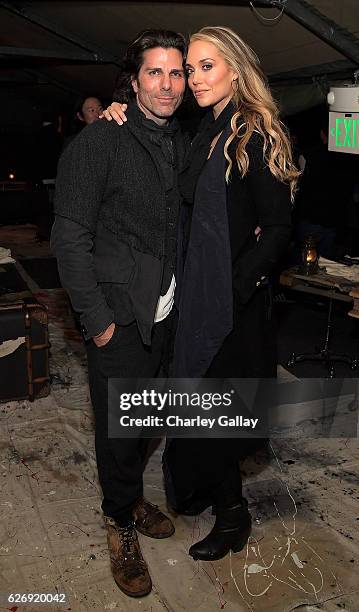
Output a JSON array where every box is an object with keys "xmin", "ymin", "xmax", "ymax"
[{"xmin": 51, "ymin": 104, "xmax": 187, "ymax": 344}]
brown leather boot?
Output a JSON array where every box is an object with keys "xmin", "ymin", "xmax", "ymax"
[
  {"xmin": 133, "ymin": 497, "xmax": 175, "ymax": 538},
  {"xmin": 104, "ymin": 516, "xmax": 152, "ymax": 598}
]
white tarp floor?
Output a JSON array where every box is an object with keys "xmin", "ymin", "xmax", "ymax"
[{"xmin": 0, "ymin": 284, "xmax": 358, "ymax": 611}]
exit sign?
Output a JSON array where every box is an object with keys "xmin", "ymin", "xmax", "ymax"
[{"xmin": 328, "ymin": 112, "xmax": 359, "ymax": 154}]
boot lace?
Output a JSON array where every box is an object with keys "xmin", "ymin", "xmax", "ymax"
[
  {"xmin": 120, "ymin": 523, "xmax": 137, "ymax": 555},
  {"xmin": 118, "ymin": 523, "xmax": 147, "ymax": 575}
]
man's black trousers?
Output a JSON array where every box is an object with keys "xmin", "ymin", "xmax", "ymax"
[{"xmin": 86, "ymin": 317, "xmax": 171, "ymax": 525}]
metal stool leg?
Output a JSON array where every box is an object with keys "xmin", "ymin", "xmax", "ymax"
[{"xmin": 287, "ymin": 297, "xmax": 358, "ymax": 377}]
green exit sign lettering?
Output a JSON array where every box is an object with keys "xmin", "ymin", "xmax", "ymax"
[{"xmin": 328, "ymin": 112, "xmax": 359, "ymax": 154}]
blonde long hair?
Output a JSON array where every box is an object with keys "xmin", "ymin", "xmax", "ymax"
[{"xmin": 190, "ymin": 26, "xmax": 300, "ymax": 201}]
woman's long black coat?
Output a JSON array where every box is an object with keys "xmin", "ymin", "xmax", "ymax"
[
  {"xmin": 176, "ymin": 131, "xmax": 292, "ymax": 378},
  {"xmin": 164, "ymin": 130, "xmax": 292, "ymax": 508},
  {"xmin": 211, "ymin": 132, "xmax": 292, "ymax": 377}
]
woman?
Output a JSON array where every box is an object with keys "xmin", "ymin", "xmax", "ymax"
[{"xmin": 104, "ymin": 26, "xmax": 299, "ymax": 561}]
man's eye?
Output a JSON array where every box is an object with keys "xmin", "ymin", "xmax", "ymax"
[
  {"xmin": 149, "ymin": 70, "xmax": 160, "ymax": 75},
  {"xmin": 172, "ymin": 71, "xmax": 184, "ymax": 78}
]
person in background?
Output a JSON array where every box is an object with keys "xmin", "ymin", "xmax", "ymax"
[
  {"xmin": 104, "ymin": 25, "xmax": 298, "ymax": 562},
  {"xmin": 62, "ymin": 96, "xmax": 104, "ymax": 151},
  {"xmin": 76, "ymin": 95, "xmax": 104, "ymax": 126}
]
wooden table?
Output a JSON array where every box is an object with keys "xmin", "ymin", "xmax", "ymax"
[
  {"xmin": 279, "ymin": 267, "xmax": 359, "ymax": 376},
  {"xmin": 280, "ymin": 267, "xmax": 359, "ymax": 318}
]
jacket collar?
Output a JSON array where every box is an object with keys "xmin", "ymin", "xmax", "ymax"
[{"xmin": 125, "ymin": 100, "xmax": 186, "ymax": 173}]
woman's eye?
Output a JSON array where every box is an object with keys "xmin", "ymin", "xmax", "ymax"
[
  {"xmin": 186, "ymin": 68, "xmax": 193, "ymax": 76},
  {"xmin": 203, "ymin": 64, "xmax": 212, "ymax": 71}
]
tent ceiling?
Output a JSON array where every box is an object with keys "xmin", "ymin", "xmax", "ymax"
[{"xmin": 1, "ymin": 0, "xmax": 359, "ymax": 115}]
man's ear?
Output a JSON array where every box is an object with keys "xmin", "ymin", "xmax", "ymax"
[
  {"xmin": 131, "ymin": 77, "xmax": 138, "ymax": 94},
  {"xmin": 76, "ymin": 112, "xmax": 84, "ymax": 123}
]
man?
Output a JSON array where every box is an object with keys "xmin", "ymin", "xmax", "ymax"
[
  {"xmin": 76, "ymin": 95, "xmax": 104, "ymax": 125},
  {"xmin": 51, "ymin": 30, "xmax": 187, "ymax": 598}
]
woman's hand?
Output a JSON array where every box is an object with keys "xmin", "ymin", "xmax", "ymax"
[{"xmin": 100, "ymin": 102, "xmax": 128, "ymax": 125}]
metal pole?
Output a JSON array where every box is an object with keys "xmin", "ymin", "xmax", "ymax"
[
  {"xmin": 0, "ymin": 1, "xmax": 123, "ymax": 66},
  {"xmin": 0, "ymin": 46, "xmax": 103, "ymax": 63},
  {"xmin": 259, "ymin": 0, "xmax": 359, "ymax": 65}
]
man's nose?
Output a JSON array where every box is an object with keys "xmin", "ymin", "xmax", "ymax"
[{"xmin": 161, "ymin": 73, "xmax": 172, "ymax": 90}]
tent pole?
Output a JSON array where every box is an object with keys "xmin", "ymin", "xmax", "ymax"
[{"xmin": 259, "ymin": 0, "xmax": 359, "ymax": 65}]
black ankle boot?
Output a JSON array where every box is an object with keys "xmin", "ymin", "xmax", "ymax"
[{"xmin": 188, "ymin": 498, "xmax": 251, "ymax": 561}]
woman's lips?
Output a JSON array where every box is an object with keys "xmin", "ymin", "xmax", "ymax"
[{"xmin": 194, "ymin": 90, "xmax": 209, "ymax": 97}]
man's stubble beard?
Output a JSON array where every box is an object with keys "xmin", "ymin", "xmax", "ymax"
[{"xmin": 136, "ymin": 94, "xmax": 183, "ymax": 124}]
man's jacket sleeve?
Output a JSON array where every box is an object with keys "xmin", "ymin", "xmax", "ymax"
[{"xmin": 50, "ymin": 125, "xmax": 115, "ymax": 339}]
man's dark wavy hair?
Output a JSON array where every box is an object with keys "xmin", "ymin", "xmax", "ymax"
[{"xmin": 113, "ymin": 29, "xmax": 187, "ymax": 102}]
